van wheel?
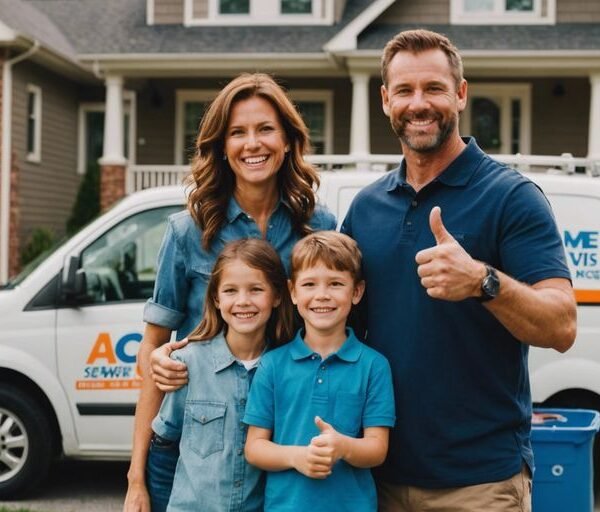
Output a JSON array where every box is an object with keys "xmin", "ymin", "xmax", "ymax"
[{"xmin": 0, "ymin": 385, "xmax": 54, "ymax": 498}]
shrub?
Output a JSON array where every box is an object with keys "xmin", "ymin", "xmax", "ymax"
[
  {"xmin": 20, "ymin": 227, "xmax": 55, "ymax": 266},
  {"xmin": 66, "ymin": 162, "xmax": 100, "ymax": 235}
]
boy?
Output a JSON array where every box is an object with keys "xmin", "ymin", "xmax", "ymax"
[{"xmin": 244, "ymin": 231, "xmax": 395, "ymax": 511}]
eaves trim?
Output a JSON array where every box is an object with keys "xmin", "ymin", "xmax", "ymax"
[{"xmin": 324, "ymin": 0, "xmax": 395, "ymax": 52}]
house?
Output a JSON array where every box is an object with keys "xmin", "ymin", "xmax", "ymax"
[{"xmin": 1, "ymin": 0, "xmax": 599, "ymax": 283}]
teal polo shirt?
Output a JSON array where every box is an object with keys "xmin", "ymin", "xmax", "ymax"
[{"xmin": 244, "ymin": 328, "xmax": 395, "ymax": 512}]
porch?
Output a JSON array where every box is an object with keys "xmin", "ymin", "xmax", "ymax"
[{"xmin": 126, "ymin": 153, "xmax": 600, "ymax": 194}]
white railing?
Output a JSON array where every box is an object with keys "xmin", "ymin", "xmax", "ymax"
[{"xmin": 127, "ymin": 153, "xmax": 600, "ymax": 193}]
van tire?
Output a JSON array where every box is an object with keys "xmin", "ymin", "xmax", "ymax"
[{"xmin": 0, "ymin": 385, "xmax": 54, "ymax": 498}]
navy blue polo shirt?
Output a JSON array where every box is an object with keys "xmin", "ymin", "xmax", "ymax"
[
  {"xmin": 244, "ymin": 328, "xmax": 395, "ymax": 511},
  {"xmin": 341, "ymin": 138, "xmax": 570, "ymax": 488}
]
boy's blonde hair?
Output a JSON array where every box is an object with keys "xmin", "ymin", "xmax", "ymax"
[{"xmin": 290, "ymin": 231, "xmax": 362, "ymax": 284}]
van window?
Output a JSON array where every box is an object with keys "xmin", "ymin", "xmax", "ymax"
[{"xmin": 80, "ymin": 206, "xmax": 182, "ymax": 304}]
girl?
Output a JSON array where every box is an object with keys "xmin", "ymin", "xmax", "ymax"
[{"xmin": 151, "ymin": 238, "xmax": 294, "ymax": 511}]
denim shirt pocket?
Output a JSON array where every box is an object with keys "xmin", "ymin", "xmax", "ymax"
[
  {"xmin": 184, "ymin": 401, "xmax": 227, "ymax": 458},
  {"xmin": 190, "ymin": 261, "xmax": 214, "ymax": 284},
  {"xmin": 333, "ymin": 392, "xmax": 364, "ymax": 437}
]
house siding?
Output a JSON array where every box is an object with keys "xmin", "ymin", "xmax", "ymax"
[
  {"xmin": 192, "ymin": 0, "xmax": 209, "ymax": 19},
  {"xmin": 153, "ymin": 0, "xmax": 185, "ymax": 24},
  {"xmin": 12, "ymin": 62, "xmax": 81, "ymax": 246},
  {"xmin": 557, "ymin": 0, "xmax": 600, "ymax": 22},
  {"xmin": 375, "ymin": 0, "xmax": 450, "ymax": 24}
]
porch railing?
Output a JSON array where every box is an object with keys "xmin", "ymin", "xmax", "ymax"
[{"xmin": 127, "ymin": 153, "xmax": 600, "ymax": 194}]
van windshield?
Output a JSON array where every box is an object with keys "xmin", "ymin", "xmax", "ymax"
[{"xmin": 1, "ymin": 237, "xmax": 66, "ymax": 289}]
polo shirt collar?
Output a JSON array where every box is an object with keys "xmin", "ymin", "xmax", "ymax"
[
  {"xmin": 386, "ymin": 137, "xmax": 485, "ymax": 192},
  {"xmin": 289, "ymin": 328, "xmax": 363, "ymax": 363},
  {"xmin": 226, "ymin": 195, "xmax": 288, "ymax": 224}
]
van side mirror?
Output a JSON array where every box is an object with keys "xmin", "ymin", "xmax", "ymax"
[{"xmin": 62, "ymin": 255, "xmax": 89, "ymax": 303}]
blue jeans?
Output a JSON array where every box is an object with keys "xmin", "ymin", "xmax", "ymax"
[{"xmin": 146, "ymin": 432, "xmax": 179, "ymax": 512}]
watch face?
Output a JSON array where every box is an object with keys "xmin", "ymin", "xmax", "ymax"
[{"xmin": 482, "ymin": 268, "xmax": 500, "ymax": 298}]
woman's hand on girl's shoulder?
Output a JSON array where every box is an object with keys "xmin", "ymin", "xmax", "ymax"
[{"xmin": 150, "ymin": 338, "xmax": 189, "ymax": 392}]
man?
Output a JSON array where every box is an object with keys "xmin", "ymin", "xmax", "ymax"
[{"xmin": 341, "ymin": 29, "xmax": 576, "ymax": 512}]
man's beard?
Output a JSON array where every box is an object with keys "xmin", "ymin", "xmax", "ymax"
[{"xmin": 391, "ymin": 111, "xmax": 457, "ymax": 154}]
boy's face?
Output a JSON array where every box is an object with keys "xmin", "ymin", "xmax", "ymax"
[{"xmin": 289, "ymin": 262, "xmax": 364, "ymax": 339}]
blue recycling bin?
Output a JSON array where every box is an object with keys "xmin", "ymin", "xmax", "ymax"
[{"xmin": 531, "ymin": 408, "xmax": 600, "ymax": 512}]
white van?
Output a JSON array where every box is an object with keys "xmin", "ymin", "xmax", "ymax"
[{"xmin": 0, "ymin": 169, "xmax": 599, "ymax": 497}]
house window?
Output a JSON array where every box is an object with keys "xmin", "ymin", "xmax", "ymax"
[
  {"xmin": 26, "ymin": 85, "xmax": 42, "ymax": 163},
  {"xmin": 175, "ymin": 90, "xmax": 218, "ymax": 165},
  {"xmin": 281, "ymin": 0, "xmax": 312, "ymax": 14},
  {"xmin": 451, "ymin": 0, "xmax": 555, "ymax": 24},
  {"xmin": 460, "ymin": 83, "xmax": 531, "ymax": 155},
  {"xmin": 219, "ymin": 0, "xmax": 249, "ymax": 14},
  {"xmin": 186, "ymin": 0, "xmax": 331, "ymax": 25},
  {"xmin": 78, "ymin": 93, "xmax": 135, "ymax": 175},
  {"xmin": 291, "ymin": 91, "xmax": 333, "ymax": 155}
]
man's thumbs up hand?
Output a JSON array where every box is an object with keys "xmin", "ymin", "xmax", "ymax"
[
  {"xmin": 429, "ymin": 206, "xmax": 453, "ymax": 245},
  {"xmin": 415, "ymin": 207, "xmax": 486, "ymax": 301}
]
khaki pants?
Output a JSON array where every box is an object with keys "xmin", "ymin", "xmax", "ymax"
[{"xmin": 378, "ymin": 467, "xmax": 532, "ymax": 512}]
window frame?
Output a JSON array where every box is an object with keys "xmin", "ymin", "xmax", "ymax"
[
  {"xmin": 460, "ymin": 83, "xmax": 531, "ymax": 154},
  {"xmin": 77, "ymin": 91, "xmax": 136, "ymax": 175},
  {"xmin": 174, "ymin": 89, "xmax": 219, "ymax": 165},
  {"xmin": 450, "ymin": 0, "xmax": 556, "ymax": 25},
  {"xmin": 26, "ymin": 84, "xmax": 42, "ymax": 163},
  {"xmin": 184, "ymin": 0, "xmax": 333, "ymax": 26},
  {"xmin": 289, "ymin": 90, "xmax": 334, "ymax": 155}
]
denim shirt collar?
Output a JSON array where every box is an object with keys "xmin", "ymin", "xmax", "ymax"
[
  {"xmin": 225, "ymin": 195, "xmax": 289, "ymax": 223},
  {"xmin": 386, "ymin": 137, "xmax": 485, "ymax": 192},
  {"xmin": 289, "ymin": 328, "xmax": 362, "ymax": 363},
  {"xmin": 211, "ymin": 332, "xmax": 238, "ymax": 373}
]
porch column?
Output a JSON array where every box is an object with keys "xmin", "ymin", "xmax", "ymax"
[
  {"xmin": 99, "ymin": 75, "xmax": 127, "ymax": 211},
  {"xmin": 350, "ymin": 72, "xmax": 371, "ymax": 168},
  {"xmin": 588, "ymin": 74, "xmax": 600, "ymax": 160}
]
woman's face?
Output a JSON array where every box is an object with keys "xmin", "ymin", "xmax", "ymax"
[{"xmin": 224, "ymin": 96, "xmax": 289, "ymax": 194}]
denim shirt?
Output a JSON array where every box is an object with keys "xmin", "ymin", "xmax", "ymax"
[
  {"xmin": 152, "ymin": 333, "xmax": 264, "ymax": 512},
  {"xmin": 144, "ymin": 198, "xmax": 336, "ymax": 339}
]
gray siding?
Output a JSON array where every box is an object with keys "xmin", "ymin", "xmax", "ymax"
[
  {"xmin": 370, "ymin": 76, "xmax": 398, "ymax": 154},
  {"xmin": 192, "ymin": 0, "xmax": 208, "ymax": 19},
  {"xmin": 557, "ymin": 0, "xmax": 600, "ymax": 22},
  {"xmin": 153, "ymin": 0, "xmax": 184, "ymax": 24},
  {"xmin": 530, "ymin": 77, "xmax": 589, "ymax": 156},
  {"xmin": 375, "ymin": 0, "xmax": 450, "ymax": 24},
  {"xmin": 12, "ymin": 61, "xmax": 81, "ymax": 244}
]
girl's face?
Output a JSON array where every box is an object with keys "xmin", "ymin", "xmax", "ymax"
[
  {"xmin": 224, "ymin": 96, "xmax": 289, "ymax": 194},
  {"xmin": 215, "ymin": 259, "xmax": 280, "ymax": 341}
]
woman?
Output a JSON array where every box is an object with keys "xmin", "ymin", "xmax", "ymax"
[{"xmin": 123, "ymin": 73, "xmax": 336, "ymax": 512}]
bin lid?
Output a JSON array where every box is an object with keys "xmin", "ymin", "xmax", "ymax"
[{"xmin": 531, "ymin": 408, "xmax": 600, "ymax": 444}]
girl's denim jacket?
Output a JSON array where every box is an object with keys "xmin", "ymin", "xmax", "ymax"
[{"xmin": 152, "ymin": 333, "xmax": 263, "ymax": 512}]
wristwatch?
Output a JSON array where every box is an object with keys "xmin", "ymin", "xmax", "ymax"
[{"xmin": 478, "ymin": 264, "xmax": 500, "ymax": 302}]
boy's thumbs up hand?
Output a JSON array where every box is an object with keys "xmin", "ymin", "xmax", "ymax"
[
  {"xmin": 415, "ymin": 207, "xmax": 486, "ymax": 301},
  {"xmin": 308, "ymin": 416, "xmax": 347, "ymax": 469},
  {"xmin": 314, "ymin": 416, "xmax": 335, "ymax": 434}
]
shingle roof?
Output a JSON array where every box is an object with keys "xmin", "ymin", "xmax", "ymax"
[
  {"xmin": 25, "ymin": 0, "xmax": 372, "ymax": 54},
  {"xmin": 0, "ymin": 0, "xmax": 77, "ymax": 59},
  {"xmin": 358, "ymin": 23, "xmax": 600, "ymax": 51}
]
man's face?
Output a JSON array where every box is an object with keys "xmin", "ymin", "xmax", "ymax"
[{"xmin": 381, "ymin": 49, "xmax": 467, "ymax": 154}]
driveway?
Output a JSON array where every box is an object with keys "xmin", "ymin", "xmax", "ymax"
[{"xmin": 0, "ymin": 460, "xmax": 127, "ymax": 512}]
